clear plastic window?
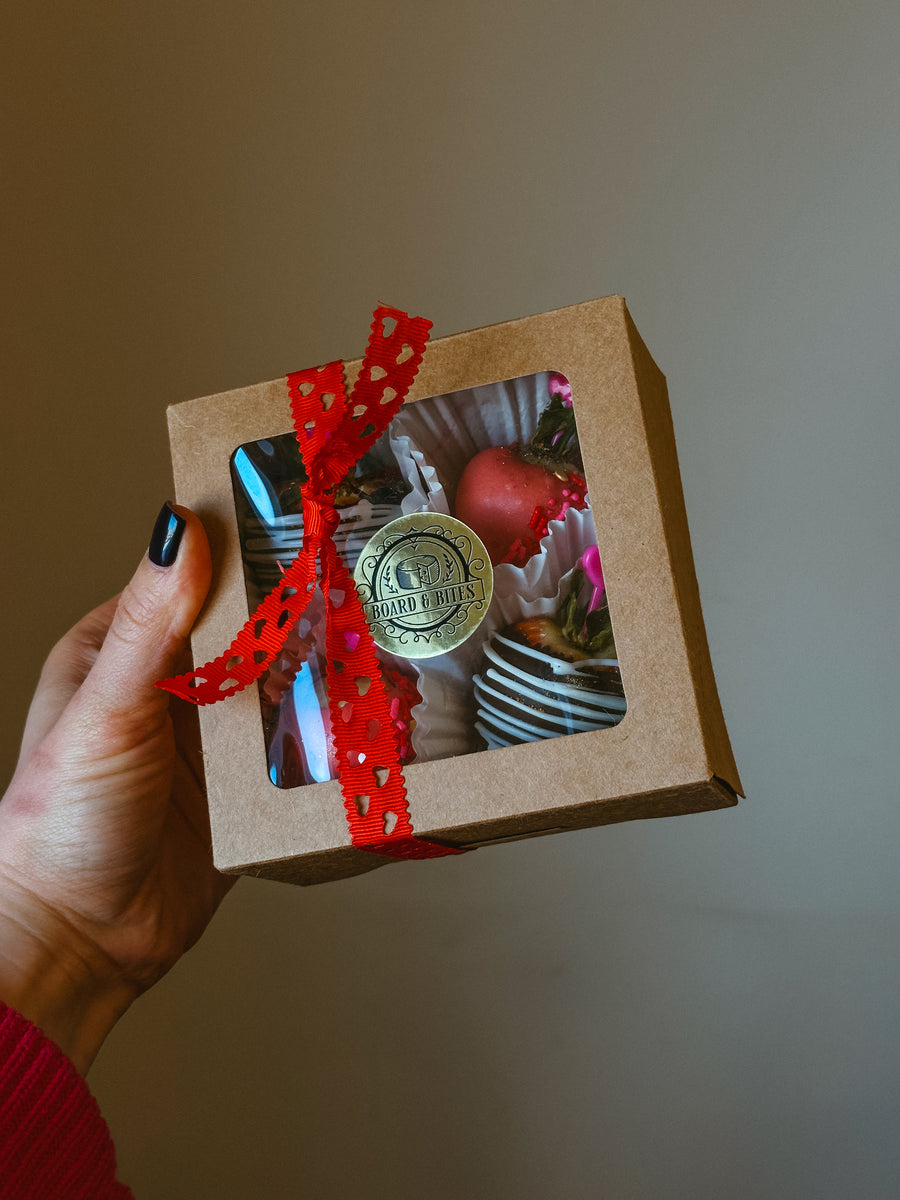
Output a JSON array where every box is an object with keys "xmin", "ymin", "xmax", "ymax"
[{"xmin": 230, "ymin": 371, "xmax": 626, "ymax": 788}]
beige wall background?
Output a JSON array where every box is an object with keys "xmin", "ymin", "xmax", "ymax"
[{"xmin": 3, "ymin": 3, "xmax": 898, "ymax": 1197}]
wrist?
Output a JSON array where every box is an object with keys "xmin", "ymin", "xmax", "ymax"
[{"xmin": 0, "ymin": 872, "xmax": 138, "ymax": 1074}]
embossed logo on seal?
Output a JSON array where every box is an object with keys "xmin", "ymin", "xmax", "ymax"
[{"xmin": 353, "ymin": 514, "xmax": 493, "ymax": 658}]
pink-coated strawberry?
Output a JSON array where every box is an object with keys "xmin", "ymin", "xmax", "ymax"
[{"xmin": 454, "ymin": 379, "xmax": 587, "ymax": 566}]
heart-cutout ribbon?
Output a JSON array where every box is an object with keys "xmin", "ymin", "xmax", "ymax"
[{"xmin": 157, "ymin": 308, "xmax": 466, "ymax": 861}]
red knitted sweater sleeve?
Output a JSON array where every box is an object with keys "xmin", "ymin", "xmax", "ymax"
[{"xmin": 0, "ymin": 1003, "xmax": 133, "ymax": 1199}]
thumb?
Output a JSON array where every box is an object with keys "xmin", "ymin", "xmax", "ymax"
[{"xmin": 79, "ymin": 503, "xmax": 212, "ymax": 724}]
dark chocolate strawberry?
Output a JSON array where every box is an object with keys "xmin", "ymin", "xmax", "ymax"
[
  {"xmin": 472, "ymin": 547, "xmax": 625, "ymax": 750},
  {"xmin": 262, "ymin": 618, "xmax": 422, "ymax": 789},
  {"xmin": 515, "ymin": 545, "xmax": 615, "ymax": 664}
]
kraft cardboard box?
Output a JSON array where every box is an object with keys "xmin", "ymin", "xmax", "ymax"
[{"xmin": 167, "ymin": 297, "xmax": 743, "ymax": 886}]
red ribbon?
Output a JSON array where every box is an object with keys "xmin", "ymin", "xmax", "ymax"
[{"xmin": 158, "ymin": 308, "xmax": 466, "ymax": 861}]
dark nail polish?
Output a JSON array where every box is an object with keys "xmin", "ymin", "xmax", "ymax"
[{"xmin": 149, "ymin": 502, "xmax": 186, "ymax": 567}]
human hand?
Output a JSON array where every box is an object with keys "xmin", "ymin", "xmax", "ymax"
[{"xmin": 0, "ymin": 504, "xmax": 235, "ymax": 1073}]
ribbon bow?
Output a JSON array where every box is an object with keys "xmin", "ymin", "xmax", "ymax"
[{"xmin": 158, "ymin": 307, "xmax": 465, "ymax": 860}]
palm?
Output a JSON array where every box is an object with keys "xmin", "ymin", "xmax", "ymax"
[{"xmin": 1, "ymin": 589, "xmax": 234, "ymax": 998}]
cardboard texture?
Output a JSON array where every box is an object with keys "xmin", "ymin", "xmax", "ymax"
[{"xmin": 168, "ymin": 297, "xmax": 743, "ymax": 886}]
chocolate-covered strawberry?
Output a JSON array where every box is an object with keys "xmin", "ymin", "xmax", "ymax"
[
  {"xmin": 454, "ymin": 374, "xmax": 588, "ymax": 566},
  {"xmin": 516, "ymin": 544, "xmax": 616, "ymax": 663},
  {"xmin": 473, "ymin": 546, "xmax": 625, "ymax": 749},
  {"xmin": 263, "ymin": 623, "xmax": 422, "ymax": 789},
  {"xmin": 277, "ymin": 460, "xmax": 411, "ymax": 514}
]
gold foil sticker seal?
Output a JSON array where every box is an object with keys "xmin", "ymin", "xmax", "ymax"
[{"xmin": 353, "ymin": 514, "xmax": 493, "ymax": 658}]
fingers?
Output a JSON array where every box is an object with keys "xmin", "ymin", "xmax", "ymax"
[
  {"xmin": 72, "ymin": 504, "xmax": 212, "ymax": 739},
  {"xmin": 17, "ymin": 596, "xmax": 121, "ymax": 762}
]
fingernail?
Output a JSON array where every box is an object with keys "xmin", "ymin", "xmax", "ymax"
[{"xmin": 148, "ymin": 502, "xmax": 186, "ymax": 567}]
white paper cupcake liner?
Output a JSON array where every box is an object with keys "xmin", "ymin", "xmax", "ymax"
[{"xmin": 389, "ymin": 371, "xmax": 554, "ymax": 514}]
